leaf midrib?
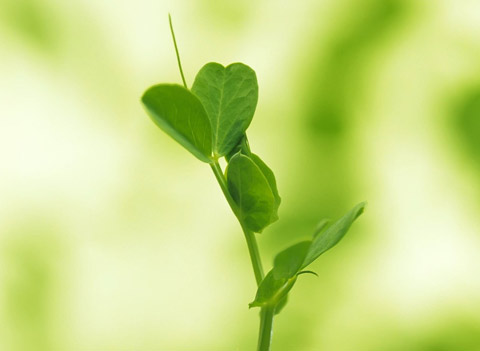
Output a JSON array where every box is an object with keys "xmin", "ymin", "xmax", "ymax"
[{"xmin": 214, "ymin": 69, "xmax": 226, "ymax": 155}]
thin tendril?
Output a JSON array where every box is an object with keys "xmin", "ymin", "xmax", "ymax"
[{"xmin": 169, "ymin": 14, "xmax": 187, "ymax": 88}]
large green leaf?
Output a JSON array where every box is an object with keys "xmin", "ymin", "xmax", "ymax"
[
  {"xmin": 313, "ymin": 218, "xmax": 331, "ymax": 238},
  {"xmin": 302, "ymin": 202, "xmax": 366, "ymax": 268},
  {"xmin": 249, "ymin": 270, "xmax": 296, "ymax": 308},
  {"xmin": 142, "ymin": 84, "xmax": 213, "ymax": 162},
  {"xmin": 273, "ymin": 241, "xmax": 311, "ymax": 279},
  {"xmin": 250, "ymin": 154, "xmax": 281, "ymax": 223},
  {"xmin": 226, "ymin": 153, "xmax": 274, "ymax": 233},
  {"xmin": 192, "ymin": 62, "xmax": 258, "ymax": 157}
]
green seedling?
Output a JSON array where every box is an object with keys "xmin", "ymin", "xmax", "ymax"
[{"xmin": 140, "ymin": 15, "xmax": 366, "ymax": 351}]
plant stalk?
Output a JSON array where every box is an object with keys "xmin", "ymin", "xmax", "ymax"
[
  {"xmin": 169, "ymin": 15, "xmax": 275, "ymax": 351},
  {"xmin": 257, "ymin": 306, "xmax": 275, "ymax": 351},
  {"xmin": 210, "ymin": 160, "xmax": 274, "ymax": 350},
  {"xmin": 210, "ymin": 160, "xmax": 264, "ymax": 285}
]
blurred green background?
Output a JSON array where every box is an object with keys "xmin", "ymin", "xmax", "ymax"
[{"xmin": 1, "ymin": 0, "xmax": 480, "ymax": 350}]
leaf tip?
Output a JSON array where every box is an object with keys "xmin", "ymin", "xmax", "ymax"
[{"xmin": 355, "ymin": 201, "xmax": 368, "ymax": 217}]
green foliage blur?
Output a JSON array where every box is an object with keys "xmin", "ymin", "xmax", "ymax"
[{"xmin": 1, "ymin": 0, "xmax": 480, "ymax": 350}]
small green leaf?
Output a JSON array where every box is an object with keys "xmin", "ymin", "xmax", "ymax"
[
  {"xmin": 226, "ymin": 134, "xmax": 251, "ymax": 162},
  {"xmin": 249, "ymin": 270, "xmax": 296, "ymax": 308},
  {"xmin": 192, "ymin": 62, "xmax": 258, "ymax": 157},
  {"xmin": 226, "ymin": 153, "xmax": 275, "ymax": 233},
  {"xmin": 250, "ymin": 153, "xmax": 281, "ymax": 223},
  {"xmin": 142, "ymin": 84, "xmax": 213, "ymax": 162},
  {"xmin": 302, "ymin": 202, "xmax": 366, "ymax": 269},
  {"xmin": 272, "ymin": 241, "xmax": 311, "ymax": 279},
  {"xmin": 226, "ymin": 137, "xmax": 281, "ymax": 225}
]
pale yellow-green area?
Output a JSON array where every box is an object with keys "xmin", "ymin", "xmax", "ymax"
[{"xmin": 1, "ymin": 0, "xmax": 480, "ymax": 350}]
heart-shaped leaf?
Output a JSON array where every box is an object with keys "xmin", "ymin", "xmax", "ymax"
[
  {"xmin": 250, "ymin": 154, "xmax": 281, "ymax": 224},
  {"xmin": 272, "ymin": 241, "xmax": 311, "ymax": 279},
  {"xmin": 302, "ymin": 202, "xmax": 366, "ymax": 269},
  {"xmin": 249, "ymin": 270, "xmax": 296, "ymax": 308},
  {"xmin": 142, "ymin": 84, "xmax": 213, "ymax": 162},
  {"xmin": 226, "ymin": 153, "xmax": 274, "ymax": 233},
  {"xmin": 192, "ymin": 62, "xmax": 258, "ymax": 157}
]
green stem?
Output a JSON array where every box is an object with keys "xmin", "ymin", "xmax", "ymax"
[
  {"xmin": 167, "ymin": 15, "xmax": 274, "ymax": 350},
  {"xmin": 257, "ymin": 306, "xmax": 275, "ymax": 351},
  {"xmin": 210, "ymin": 160, "xmax": 274, "ymax": 350},
  {"xmin": 210, "ymin": 160, "xmax": 264, "ymax": 286}
]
